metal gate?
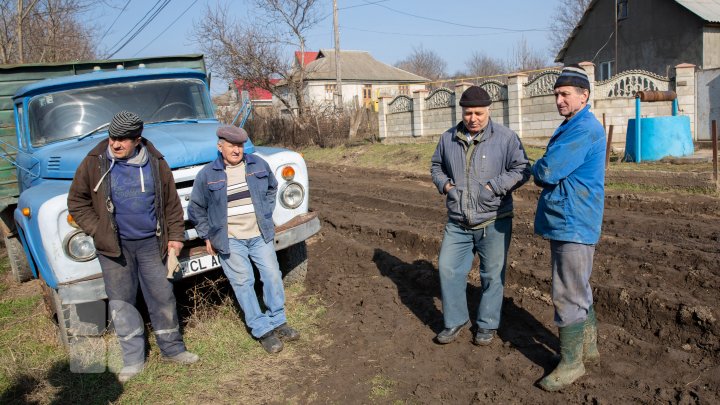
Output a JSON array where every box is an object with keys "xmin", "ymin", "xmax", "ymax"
[{"xmin": 696, "ymin": 68, "xmax": 720, "ymax": 141}]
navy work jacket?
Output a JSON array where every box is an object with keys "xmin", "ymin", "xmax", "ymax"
[{"xmin": 188, "ymin": 153, "xmax": 277, "ymax": 254}]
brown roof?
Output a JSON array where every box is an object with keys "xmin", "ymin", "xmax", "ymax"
[{"xmin": 303, "ymin": 49, "xmax": 428, "ymax": 83}]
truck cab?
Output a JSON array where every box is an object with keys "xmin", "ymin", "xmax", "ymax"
[{"xmin": 0, "ymin": 55, "xmax": 319, "ymax": 348}]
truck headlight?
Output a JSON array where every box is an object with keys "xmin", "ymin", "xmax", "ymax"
[
  {"xmin": 279, "ymin": 182, "xmax": 304, "ymax": 209},
  {"xmin": 63, "ymin": 230, "xmax": 96, "ymax": 261}
]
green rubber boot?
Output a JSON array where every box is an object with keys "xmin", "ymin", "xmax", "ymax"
[
  {"xmin": 539, "ymin": 322, "xmax": 586, "ymax": 392},
  {"xmin": 583, "ymin": 305, "xmax": 600, "ymax": 364}
]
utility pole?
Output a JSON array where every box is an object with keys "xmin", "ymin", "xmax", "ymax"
[{"xmin": 333, "ymin": 0, "xmax": 343, "ymax": 111}]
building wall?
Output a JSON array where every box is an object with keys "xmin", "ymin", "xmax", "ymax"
[
  {"xmin": 521, "ymin": 94, "xmax": 564, "ymax": 138},
  {"xmin": 703, "ymin": 26, "xmax": 720, "ymax": 69},
  {"xmin": 561, "ymin": 0, "xmax": 703, "ymax": 79}
]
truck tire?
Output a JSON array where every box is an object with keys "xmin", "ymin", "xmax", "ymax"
[
  {"xmin": 277, "ymin": 241, "xmax": 308, "ymax": 285},
  {"xmin": 40, "ymin": 282, "xmax": 107, "ymax": 349},
  {"xmin": 4, "ymin": 234, "xmax": 33, "ymax": 283}
]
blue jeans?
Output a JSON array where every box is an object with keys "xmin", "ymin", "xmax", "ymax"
[
  {"xmin": 99, "ymin": 237, "xmax": 186, "ymax": 366},
  {"xmin": 550, "ymin": 240, "xmax": 595, "ymax": 327},
  {"xmin": 219, "ymin": 236, "xmax": 287, "ymax": 338},
  {"xmin": 438, "ymin": 218, "xmax": 512, "ymax": 330}
]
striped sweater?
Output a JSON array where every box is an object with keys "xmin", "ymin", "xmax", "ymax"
[{"xmin": 226, "ymin": 162, "xmax": 261, "ymax": 239}]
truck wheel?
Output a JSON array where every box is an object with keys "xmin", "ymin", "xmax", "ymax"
[
  {"xmin": 40, "ymin": 282, "xmax": 107, "ymax": 349},
  {"xmin": 278, "ymin": 241, "xmax": 308, "ymax": 285},
  {"xmin": 4, "ymin": 234, "xmax": 33, "ymax": 283},
  {"xmin": 41, "ymin": 282, "xmax": 70, "ymax": 347}
]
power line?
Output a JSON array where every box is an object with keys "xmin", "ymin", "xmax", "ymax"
[
  {"xmin": 359, "ymin": 0, "xmax": 549, "ymax": 33},
  {"xmin": 104, "ymin": 0, "xmax": 172, "ymax": 59},
  {"xmin": 99, "ymin": 0, "xmax": 133, "ymax": 44},
  {"xmin": 133, "ymin": 0, "xmax": 199, "ymax": 57},
  {"xmin": 342, "ymin": 26, "xmax": 551, "ymax": 38},
  {"xmin": 104, "ymin": 0, "xmax": 165, "ymax": 57}
]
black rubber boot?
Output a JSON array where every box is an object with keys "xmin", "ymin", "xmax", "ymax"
[{"xmin": 539, "ymin": 321, "xmax": 586, "ymax": 392}]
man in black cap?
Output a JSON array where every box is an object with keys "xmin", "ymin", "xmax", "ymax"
[
  {"xmin": 68, "ymin": 111, "xmax": 199, "ymax": 383},
  {"xmin": 188, "ymin": 125, "xmax": 299, "ymax": 354},
  {"xmin": 430, "ymin": 86, "xmax": 530, "ymax": 346},
  {"xmin": 532, "ymin": 64, "xmax": 605, "ymax": 391}
]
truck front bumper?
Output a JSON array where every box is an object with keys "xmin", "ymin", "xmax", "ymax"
[{"xmin": 274, "ymin": 211, "xmax": 320, "ymax": 251}]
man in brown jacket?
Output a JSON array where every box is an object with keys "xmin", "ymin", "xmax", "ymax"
[{"xmin": 68, "ymin": 111, "xmax": 198, "ymax": 383}]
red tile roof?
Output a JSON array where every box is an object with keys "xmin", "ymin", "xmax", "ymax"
[
  {"xmin": 233, "ymin": 79, "xmax": 279, "ymax": 101},
  {"xmin": 294, "ymin": 51, "xmax": 319, "ymax": 67}
]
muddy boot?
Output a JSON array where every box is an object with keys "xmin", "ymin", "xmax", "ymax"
[
  {"xmin": 539, "ymin": 322, "xmax": 585, "ymax": 392},
  {"xmin": 583, "ymin": 305, "xmax": 600, "ymax": 365}
]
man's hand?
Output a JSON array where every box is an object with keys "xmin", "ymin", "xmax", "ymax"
[
  {"xmin": 168, "ymin": 241, "xmax": 183, "ymax": 255},
  {"xmin": 484, "ymin": 184, "xmax": 493, "ymax": 192},
  {"xmin": 444, "ymin": 182, "xmax": 455, "ymax": 194},
  {"xmin": 205, "ymin": 239, "xmax": 216, "ymax": 256}
]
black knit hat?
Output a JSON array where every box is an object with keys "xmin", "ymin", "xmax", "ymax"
[
  {"xmin": 459, "ymin": 86, "xmax": 492, "ymax": 107},
  {"xmin": 108, "ymin": 111, "xmax": 143, "ymax": 139},
  {"xmin": 554, "ymin": 64, "xmax": 590, "ymax": 90}
]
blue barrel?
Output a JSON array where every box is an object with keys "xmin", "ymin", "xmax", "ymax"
[{"xmin": 625, "ymin": 116, "xmax": 693, "ymax": 162}]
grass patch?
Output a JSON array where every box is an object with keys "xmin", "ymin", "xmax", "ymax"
[
  {"xmin": 0, "ymin": 257, "xmax": 327, "ymax": 404},
  {"xmin": 369, "ymin": 374, "xmax": 396, "ymax": 401}
]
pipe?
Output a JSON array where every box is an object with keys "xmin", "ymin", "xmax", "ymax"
[
  {"xmin": 635, "ymin": 90, "xmax": 676, "ymax": 102},
  {"xmin": 635, "ymin": 97, "xmax": 642, "ymax": 163}
]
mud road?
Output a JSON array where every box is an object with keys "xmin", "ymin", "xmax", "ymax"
[{"xmin": 284, "ymin": 163, "xmax": 719, "ymax": 404}]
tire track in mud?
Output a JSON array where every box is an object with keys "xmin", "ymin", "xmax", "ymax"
[{"xmin": 290, "ymin": 163, "xmax": 719, "ymax": 403}]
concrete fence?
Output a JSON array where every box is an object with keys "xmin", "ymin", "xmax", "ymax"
[{"xmin": 377, "ymin": 62, "xmax": 697, "ymax": 148}]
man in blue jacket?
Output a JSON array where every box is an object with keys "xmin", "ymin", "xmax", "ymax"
[
  {"xmin": 532, "ymin": 65, "xmax": 605, "ymax": 391},
  {"xmin": 188, "ymin": 126, "xmax": 299, "ymax": 354},
  {"xmin": 430, "ymin": 86, "xmax": 530, "ymax": 346}
]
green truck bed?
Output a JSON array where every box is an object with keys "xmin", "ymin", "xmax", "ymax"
[{"xmin": 0, "ymin": 54, "xmax": 207, "ymax": 210}]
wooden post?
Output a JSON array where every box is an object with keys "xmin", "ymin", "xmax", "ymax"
[
  {"xmin": 605, "ymin": 125, "xmax": 614, "ymax": 169},
  {"xmin": 602, "ymin": 113, "xmax": 606, "ymax": 132},
  {"xmin": 713, "ymin": 120, "xmax": 718, "ymax": 188}
]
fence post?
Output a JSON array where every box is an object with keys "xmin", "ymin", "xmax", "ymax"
[
  {"xmin": 675, "ymin": 63, "xmax": 696, "ymax": 139},
  {"xmin": 454, "ymin": 82, "xmax": 472, "ymax": 124},
  {"xmin": 507, "ymin": 73, "xmax": 527, "ymax": 137},
  {"xmin": 605, "ymin": 125, "xmax": 614, "ymax": 169},
  {"xmin": 412, "ymin": 89, "xmax": 428, "ymax": 137},
  {"xmin": 377, "ymin": 96, "xmax": 389, "ymax": 140},
  {"xmin": 712, "ymin": 120, "xmax": 718, "ymax": 188}
]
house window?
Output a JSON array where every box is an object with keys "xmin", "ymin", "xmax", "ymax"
[
  {"xmin": 324, "ymin": 84, "xmax": 336, "ymax": 100},
  {"xmin": 398, "ymin": 85, "xmax": 409, "ymax": 96},
  {"xmin": 599, "ymin": 61, "xmax": 614, "ymax": 81},
  {"xmin": 617, "ymin": 0, "xmax": 628, "ymax": 20},
  {"xmin": 362, "ymin": 84, "xmax": 372, "ymax": 101}
]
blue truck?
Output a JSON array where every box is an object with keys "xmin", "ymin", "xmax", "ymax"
[{"xmin": 0, "ymin": 55, "xmax": 320, "ymax": 347}]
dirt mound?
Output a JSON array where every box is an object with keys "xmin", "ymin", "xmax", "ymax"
[{"xmin": 283, "ymin": 163, "xmax": 720, "ymax": 404}]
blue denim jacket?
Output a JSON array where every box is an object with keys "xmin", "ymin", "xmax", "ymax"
[
  {"xmin": 532, "ymin": 105, "xmax": 606, "ymax": 244},
  {"xmin": 188, "ymin": 153, "xmax": 277, "ymax": 254}
]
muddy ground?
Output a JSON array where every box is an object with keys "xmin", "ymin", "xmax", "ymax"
[{"xmin": 281, "ymin": 163, "xmax": 720, "ymax": 404}]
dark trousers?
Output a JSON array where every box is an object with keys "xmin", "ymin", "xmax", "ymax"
[{"xmin": 98, "ymin": 237, "xmax": 186, "ymax": 366}]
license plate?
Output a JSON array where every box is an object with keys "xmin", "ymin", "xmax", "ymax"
[{"xmin": 180, "ymin": 254, "xmax": 222, "ymax": 277}]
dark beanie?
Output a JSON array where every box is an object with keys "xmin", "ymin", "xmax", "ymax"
[
  {"xmin": 554, "ymin": 64, "xmax": 590, "ymax": 90},
  {"xmin": 108, "ymin": 111, "xmax": 143, "ymax": 139},
  {"xmin": 216, "ymin": 125, "xmax": 248, "ymax": 144},
  {"xmin": 459, "ymin": 86, "xmax": 492, "ymax": 107}
]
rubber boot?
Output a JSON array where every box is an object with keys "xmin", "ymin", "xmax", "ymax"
[
  {"xmin": 539, "ymin": 321, "xmax": 586, "ymax": 392},
  {"xmin": 583, "ymin": 305, "xmax": 600, "ymax": 364}
]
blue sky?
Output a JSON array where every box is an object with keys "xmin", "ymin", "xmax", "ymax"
[{"xmin": 93, "ymin": 0, "xmax": 563, "ymax": 94}]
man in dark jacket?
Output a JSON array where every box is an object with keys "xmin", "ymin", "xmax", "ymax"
[
  {"xmin": 532, "ymin": 64, "xmax": 605, "ymax": 391},
  {"xmin": 430, "ymin": 86, "xmax": 530, "ymax": 346},
  {"xmin": 188, "ymin": 125, "xmax": 299, "ymax": 354},
  {"xmin": 68, "ymin": 111, "xmax": 198, "ymax": 383}
]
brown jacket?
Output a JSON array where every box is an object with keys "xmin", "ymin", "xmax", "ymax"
[{"xmin": 67, "ymin": 138, "xmax": 185, "ymax": 258}]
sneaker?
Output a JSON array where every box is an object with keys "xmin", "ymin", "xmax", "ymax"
[
  {"xmin": 435, "ymin": 320, "xmax": 470, "ymax": 344},
  {"xmin": 473, "ymin": 328, "xmax": 496, "ymax": 346},
  {"xmin": 118, "ymin": 362, "xmax": 145, "ymax": 383},
  {"xmin": 259, "ymin": 331, "xmax": 284, "ymax": 354},
  {"xmin": 161, "ymin": 351, "xmax": 200, "ymax": 364},
  {"xmin": 274, "ymin": 323, "xmax": 300, "ymax": 341}
]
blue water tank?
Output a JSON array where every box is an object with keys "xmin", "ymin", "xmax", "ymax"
[{"xmin": 625, "ymin": 116, "xmax": 693, "ymax": 162}]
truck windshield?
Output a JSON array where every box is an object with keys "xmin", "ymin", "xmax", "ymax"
[{"xmin": 27, "ymin": 78, "xmax": 214, "ymax": 147}]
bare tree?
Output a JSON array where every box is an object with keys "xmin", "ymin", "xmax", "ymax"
[
  {"xmin": 547, "ymin": 0, "xmax": 591, "ymax": 59},
  {"xmin": 509, "ymin": 36, "xmax": 549, "ymax": 72},
  {"xmin": 463, "ymin": 51, "xmax": 507, "ymax": 79},
  {"xmin": 192, "ymin": 0, "xmax": 321, "ymax": 118},
  {"xmin": 395, "ymin": 45, "xmax": 447, "ymax": 81},
  {"xmin": 0, "ymin": 0, "xmax": 96, "ymax": 64}
]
